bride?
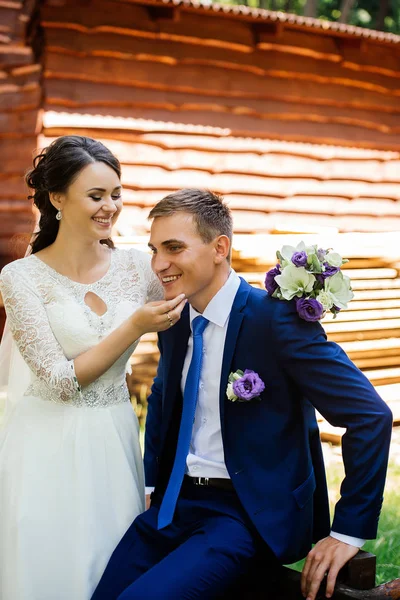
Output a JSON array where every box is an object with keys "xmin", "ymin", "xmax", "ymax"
[{"xmin": 0, "ymin": 135, "xmax": 186, "ymax": 600}]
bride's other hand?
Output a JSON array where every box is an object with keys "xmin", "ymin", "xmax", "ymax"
[{"xmin": 132, "ymin": 294, "xmax": 186, "ymax": 336}]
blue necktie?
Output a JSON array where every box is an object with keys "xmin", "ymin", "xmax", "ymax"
[{"xmin": 157, "ymin": 315, "xmax": 209, "ymax": 529}]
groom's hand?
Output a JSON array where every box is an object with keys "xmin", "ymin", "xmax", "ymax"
[
  {"xmin": 145, "ymin": 494, "xmax": 151, "ymax": 510},
  {"xmin": 301, "ymin": 536, "xmax": 359, "ymax": 600}
]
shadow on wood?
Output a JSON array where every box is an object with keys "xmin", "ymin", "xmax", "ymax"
[{"xmin": 221, "ymin": 551, "xmax": 400, "ymax": 599}]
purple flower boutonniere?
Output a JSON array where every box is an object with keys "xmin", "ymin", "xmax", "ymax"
[{"xmin": 226, "ymin": 369, "xmax": 265, "ymax": 402}]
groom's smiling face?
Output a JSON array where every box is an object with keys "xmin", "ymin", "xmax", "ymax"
[{"xmin": 149, "ymin": 212, "xmax": 229, "ymax": 313}]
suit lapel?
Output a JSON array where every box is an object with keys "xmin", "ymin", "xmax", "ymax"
[
  {"xmin": 160, "ymin": 303, "xmax": 190, "ymax": 445},
  {"xmin": 219, "ymin": 278, "xmax": 251, "ymax": 435}
]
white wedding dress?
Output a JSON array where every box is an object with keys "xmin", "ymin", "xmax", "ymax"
[{"xmin": 0, "ymin": 248, "xmax": 162, "ymax": 600}]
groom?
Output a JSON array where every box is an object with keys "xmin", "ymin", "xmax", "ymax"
[{"xmin": 92, "ymin": 189, "xmax": 392, "ymax": 600}]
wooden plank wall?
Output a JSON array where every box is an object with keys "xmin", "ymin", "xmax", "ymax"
[
  {"xmin": 41, "ymin": 0, "xmax": 400, "ymax": 149},
  {"xmin": 0, "ymin": 0, "xmax": 41, "ymax": 270}
]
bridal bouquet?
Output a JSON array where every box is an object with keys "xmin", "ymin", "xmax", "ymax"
[{"xmin": 265, "ymin": 242, "xmax": 354, "ymax": 322}]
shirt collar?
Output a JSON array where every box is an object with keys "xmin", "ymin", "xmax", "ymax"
[{"xmin": 189, "ymin": 270, "xmax": 241, "ymax": 329}]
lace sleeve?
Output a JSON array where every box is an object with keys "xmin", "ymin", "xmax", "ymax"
[
  {"xmin": 130, "ymin": 249, "xmax": 164, "ymax": 302},
  {"xmin": 0, "ymin": 263, "xmax": 82, "ymax": 403},
  {"xmin": 147, "ymin": 266, "xmax": 164, "ymax": 302}
]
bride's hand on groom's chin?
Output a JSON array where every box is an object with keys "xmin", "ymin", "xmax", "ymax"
[{"xmin": 132, "ymin": 294, "xmax": 186, "ymax": 336}]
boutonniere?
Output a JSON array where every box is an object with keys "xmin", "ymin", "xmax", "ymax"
[
  {"xmin": 265, "ymin": 241, "xmax": 354, "ymax": 322},
  {"xmin": 226, "ymin": 369, "xmax": 265, "ymax": 403}
]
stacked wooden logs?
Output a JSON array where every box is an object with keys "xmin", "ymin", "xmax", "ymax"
[
  {"xmin": 0, "ymin": 0, "xmax": 41, "ymax": 271},
  {"xmin": 40, "ymin": 129, "xmax": 400, "ymax": 237}
]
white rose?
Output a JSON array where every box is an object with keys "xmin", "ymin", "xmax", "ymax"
[
  {"xmin": 316, "ymin": 290, "xmax": 334, "ymax": 311},
  {"xmin": 226, "ymin": 382, "xmax": 237, "ymax": 401},
  {"xmin": 325, "ymin": 252, "xmax": 343, "ymax": 268},
  {"xmin": 274, "ymin": 264, "xmax": 315, "ymax": 301},
  {"xmin": 325, "ymin": 272, "xmax": 354, "ymax": 309}
]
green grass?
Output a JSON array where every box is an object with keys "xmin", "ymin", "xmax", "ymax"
[{"xmin": 287, "ymin": 436, "xmax": 400, "ymax": 585}]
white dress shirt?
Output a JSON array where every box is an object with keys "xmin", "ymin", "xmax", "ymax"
[
  {"xmin": 146, "ymin": 270, "xmax": 364, "ymax": 548},
  {"xmin": 185, "ymin": 270, "xmax": 241, "ymax": 479}
]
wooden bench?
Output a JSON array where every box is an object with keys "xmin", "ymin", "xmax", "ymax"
[{"xmin": 224, "ymin": 551, "xmax": 400, "ymax": 599}]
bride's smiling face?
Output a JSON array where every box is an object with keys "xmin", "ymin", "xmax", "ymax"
[{"xmin": 51, "ymin": 161, "xmax": 123, "ymax": 241}]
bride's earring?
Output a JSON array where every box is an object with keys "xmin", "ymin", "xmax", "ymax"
[{"xmin": 56, "ymin": 210, "xmax": 62, "ymax": 221}]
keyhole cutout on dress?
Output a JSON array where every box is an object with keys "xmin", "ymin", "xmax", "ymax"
[{"xmin": 84, "ymin": 292, "xmax": 108, "ymax": 317}]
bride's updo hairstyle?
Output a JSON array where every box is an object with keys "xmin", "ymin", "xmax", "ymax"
[{"xmin": 26, "ymin": 135, "xmax": 121, "ymax": 254}]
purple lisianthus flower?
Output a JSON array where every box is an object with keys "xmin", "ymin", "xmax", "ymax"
[
  {"xmin": 324, "ymin": 262, "xmax": 340, "ymax": 276},
  {"xmin": 316, "ymin": 263, "xmax": 340, "ymax": 284},
  {"xmin": 291, "ymin": 251, "xmax": 308, "ymax": 268},
  {"xmin": 296, "ymin": 297, "xmax": 324, "ymax": 322},
  {"xmin": 265, "ymin": 264, "xmax": 281, "ymax": 295},
  {"xmin": 232, "ymin": 369, "xmax": 265, "ymax": 401}
]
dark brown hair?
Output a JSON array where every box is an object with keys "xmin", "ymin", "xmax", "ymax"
[
  {"xmin": 26, "ymin": 135, "xmax": 121, "ymax": 253},
  {"xmin": 149, "ymin": 189, "xmax": 233, "ymax": 261}
]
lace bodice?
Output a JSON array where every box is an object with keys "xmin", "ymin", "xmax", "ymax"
[{"xmin": 0, "ymin": 248, "xmax": 162, "ymax": 408}]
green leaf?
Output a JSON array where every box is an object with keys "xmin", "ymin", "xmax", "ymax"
[{"xmin": 308, "ymin": 253, "xmax": 322, "ymax": 273}]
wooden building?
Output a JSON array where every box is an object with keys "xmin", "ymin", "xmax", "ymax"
[
  {"xmin": 0, "ymin": 0, "xmax": 41, "ymax": 331},
  {"xmin": 1, "ymin": 0, "xmax": 400, "ymax": 428}
]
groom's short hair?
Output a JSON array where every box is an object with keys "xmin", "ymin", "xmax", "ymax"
[{"xmin": 149, "ymin": 189, "xmax": 233, "ymax": 261}]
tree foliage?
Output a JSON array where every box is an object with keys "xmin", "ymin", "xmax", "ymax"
[{"xmin": 217, "ymin": 0, "xmax": 400, "ymax": 34}]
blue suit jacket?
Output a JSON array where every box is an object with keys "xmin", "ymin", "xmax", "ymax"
[{"xmin": 144, "ymin": 278, "xmax": 392, "ymax": 564}]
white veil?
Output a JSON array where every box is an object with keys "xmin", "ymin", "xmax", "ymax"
[
  {"xmin": 0, "ymin": 239, "xmax": 35, "ymax": 427},
  {"xmin": 0, "ymin": 323, "xmax": 32, "ymax": 426}
]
